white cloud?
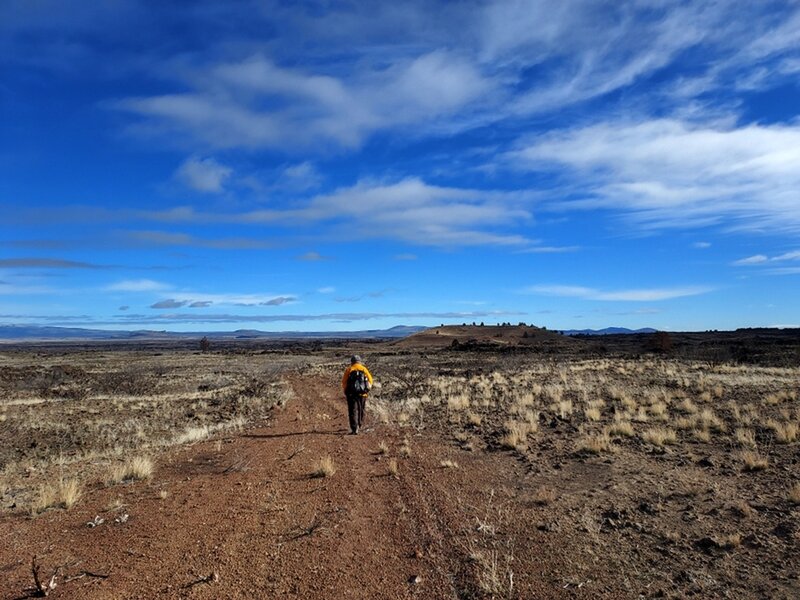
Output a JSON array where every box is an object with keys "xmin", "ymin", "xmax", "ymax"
[
  {"xmin": 118, "ymin": 51, "xmax": 494, "ymax": 150},
  {"xmin": 135, "ymin": 177, "xmax": 533, "ymax": 247},
  {"xmin": 175, "ymin": 156, "xmax": 232, "ymax": 193},
  {"xmin": 692, "ymin": 241, "xmax": 711, "ymax": 249},
  {"xmin": 733, "ymin": 250, "xmax": 800, "ymax": 266},
  {"xmin": 106, "ymin": 279, "xmax": 170, "ymax": 292},
  {"xmin": 513, "ymin": 119, "xmax": 800, "ymax": 234},
  {"xmin": 516, "ymin": 246, "xmax": 579, "ymax": 254},
  {"xmin": 525, "ymin": 284, "xmax": 713, "ymax": 302},
  {"xmin": 167, "ymin": 292, "xmax": 297, "ymax": 307},
  {"xmin": 317, "ymin": 286, "xmax": 335, "ymax": 294}
]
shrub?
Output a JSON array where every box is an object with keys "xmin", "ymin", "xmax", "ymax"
[
  {"xmin": 109, "ymin": 456, "xmax": 154, "ymax": 484},
  {"xmin": 311, "ymin": 455, "xmax": 336, "ymax": 478}
]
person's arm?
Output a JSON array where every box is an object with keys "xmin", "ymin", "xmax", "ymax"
[
  {"xmin": 365, "ymin": 367, "xmax": 374, "ymax": 388},
  {"xmin": 341, "ymin": 367, "xmax": 351, "ymax": 392}
]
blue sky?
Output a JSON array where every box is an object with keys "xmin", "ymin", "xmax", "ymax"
[{"xmin": 2, "ymin": 0, "xmax": 799, "ymax": 332}]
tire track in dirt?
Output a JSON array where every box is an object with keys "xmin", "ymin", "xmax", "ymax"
[{"xmin": 0, "ymin": 371, "xmax": 479, "ymax": 599}]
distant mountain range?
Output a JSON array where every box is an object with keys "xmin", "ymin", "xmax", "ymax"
[
  {"xmin": 562, "ymin": 327, "xmax": 658, "ymax": 336},
  {"xmin": 0, "ymin": 324, "xmax": 426, "ymax": 341}
]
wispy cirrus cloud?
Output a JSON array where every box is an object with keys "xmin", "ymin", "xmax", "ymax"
[
  {"xmin": 512, "ymin": 119, "xmax": 800, "ymax": 234},
  {"xmin": 525, "ymin": 284, "xmax": 713, "ymax": 302},
  {"xmin": 112, "ymin": 309, "xmax": 523, "ymax": 325},
  {"xmin": 733, "ymin": 250, "xmax": 800, "ymax": 266},
  {"xmin": 105, "ymin": 279, "xmax": 170, "ymax": 292},
  {"xmin": 10, "ymin": 178, "xmax": 534, "ymax": 248},
  {"xmin": 0, "ymin": 257, "xmax": 104, "ymax": 269},
  {"xmin": 126, "ymin": 230, "xmax": 273, "ymax": 250}
]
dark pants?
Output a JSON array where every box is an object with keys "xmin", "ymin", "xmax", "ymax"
[{"xmin": 346, "ymin": 393, "xmax": 366, "ymax": 433}]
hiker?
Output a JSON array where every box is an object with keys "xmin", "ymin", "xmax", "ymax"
[{"xmin": 342, "ymin": 355, "xmax": 373, "ymax": 435}]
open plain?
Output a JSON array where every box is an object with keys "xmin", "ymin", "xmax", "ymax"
[{"xmin": 1, "ymin": 326, "xmax": 799, "ymax": 599}]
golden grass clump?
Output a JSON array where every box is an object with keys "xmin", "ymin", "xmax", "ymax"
[
  {"xmin": 109, "ymin": 456, "xmax": 154, "ymax": 484},
  {"xmin": 556, "ymin": 399, "xmax": 573, "ymax": 419},
  {"xmin": 31, "ymin": 478, "xmax": 82, "ymax": 515},
  {"xmin": 577, "ymin": 431, "xmax": 613, "ymax": 454},
  {"xmin": 608, "ymin": 419, "xmax": 634, "ymax": 437},
  {"xmin": 584, "ymin": 407, "xmax": 601, "ymax": 422},
  {"xmin": 649, "ymin": 401, "xmax": 668, "ymax": 420},
  {"xmin": 447, "ymin": 393, "xmax": 470, "ymax": 411},
  {"xmin": 311, "ymin": 455, "xmax": 336, "ymax": 478},
  {"xmin": 789, "ymin": 482, "xmax": 800, "ymax": 504},
  {"xmin": 734, "ymin": 428, "xmax": 757, "ymax": 448},
  {"xmin": 641, "ymin": 427, "xmax": 677, "ymax": 446},
  {"xmin": 499, "ymin": 421, "xmax": 530, "ymax": 451},
  {"xmin": 767, "ymin": 420, "xmax": 798, "ymax": 443},
  {"xmin": 738, "ymin": 450, "xmax": 768, "ymax": 472},
  {"xmin": 676, "ymin": 398, "xmax": 698, "ymax": 414},
  {"xmin": 466, "ymin": 412, "xmax": 483, "ymax": 426},
  {"xmin": 698, "ymin": 408, "xmax": 726, "ymax": 432},
  {"xmin": 387, "ymin": 458, "xmax": 399, "ymax": 477},
  {"xmin": 376, "ymin": 440, "xmax": 389, "ymax": 455},
  {"xmin": 440, "ymin": 459, "xmax": 459, "ymax": 469},
  {"xmin": 694, "ymin": 428, "xmax": 712, "ymax": 442}
]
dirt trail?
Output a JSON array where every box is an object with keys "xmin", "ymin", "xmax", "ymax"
[{"xmin": 0, "ymin": 371, "xmax": 563, "ymax": 599}]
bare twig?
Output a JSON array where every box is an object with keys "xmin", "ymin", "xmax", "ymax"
[
  {"xmin": 31, "ymin": 556, "xmax": 60, "ymax": 597},
  {"xmin": 284, "ymin": 513, "xmax": 326, "ymax": 541},
  {"xmin": 63, "ymin": 570, "xmax": 109, "ymax": 584},
  {"xmin": 184, "ymin": 571, "xmax": 219, "ymax": 589},
  {"xmin": 286, "ymin": 445, "xmax": 305, "ymax": 461}
]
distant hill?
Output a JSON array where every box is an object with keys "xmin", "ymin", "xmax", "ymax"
[
  {"xmin": 0, "ymin": 324, "xmax": 426, "ymax": 341},
  {"xmin": 396, "ymin": 324, "xmax": 575, "ymax": 349},
  {"xmin": 562, "ymin": 327, "xmax": 658, "ymax": 336}
]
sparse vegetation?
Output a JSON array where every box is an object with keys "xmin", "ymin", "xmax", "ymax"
[
  {"xmin": 641, "ymin": 427, "xmax": 677, "ymax": 446},
  {"xmin": 577, "ymin": 431, "xmax": 613, "ymax": 454},
  {"xmin": 789, "ymin": 482, "xmax": 800, "ymax": 504},
  {"xmin": 30, "ymin": 478, "xmax": 82, "ymax": 515},
  {"xmin": 109, "ymin": 456, "xmax": 154, "ymax": 484},
  {"xmin": 311, "ymin": 455, "xmax": 336, "ymax": 478},
  {"xmin": 739, "ymin": 450, "xmax": 768, "ymax": 471}
]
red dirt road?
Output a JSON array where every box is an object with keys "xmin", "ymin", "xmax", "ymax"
[{"xmin": 0, "ymin": 371, "xmax": 576, "ymax": 599}]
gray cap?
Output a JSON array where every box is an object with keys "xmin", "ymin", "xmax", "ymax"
[{"xmin": 350, "ymin": 355, "xmax": 362, "ymax": 364}]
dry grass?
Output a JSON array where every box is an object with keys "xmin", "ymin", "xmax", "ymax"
[
  {"xmin": 31, "ymin": 478, "xmax": 82, "ymax": 515},
  {"xmin": 584, "ymin": 407, "xmax": 601, "ymax": 421},
  {"xmin": 767, "ymin": 420, "xmax": 798, "ymax": 443},
  {"xmin": 641, "ymin": 427, "xmax": 677, "ymax": 446},
  {"xmin": 466, "ymin": 412, "xmax": 483, "ymax": 426},
  {"xmin": 608, "ymin": 419, "xmax": 634, "ymax": 437},
  {"xmin": 399, "ymin": 441, "xmax": 412, "ymax": 458},
  {"xmin": 531, "ymin": 487, "xmax": 556, "ymax": 506},
  {"xmin": 158, "ymin": 489, "xmax": 169, "ymax": 499},
  {"xmin": 109, "ymin": 456, "xmax": 154, "ymax": 484},
  {"xmin": 577, "ymin": 431, "xmax": 613, "ymax": 454},
  {"xmin": 734, "ymin": 428, "xmax": 757, "ymax": 448},
  {"xmin": 376, "ymin": 440, "xmax": 389, "ymax": 455},
  {"xmin": 440, "ymin": 459, "xmax": 459, "ymax": 469},
  {"xmin": 556, "ymin": 399, "xmax": 573, "ymax": 419},
  {"xmin": 738, "ymin": 450, "xmax": 768, "ymax": 472},
  {"xmin": 311, "ymin": 455, "xmax": 336, "ymax": 478},
  {"xmin": 721, "ymin": 533, "xmax": 742, "ymax": 549},
  {"xmin": 500, "ymin": 421, "xmax": 532, "ymax": 451},
  {"xmin": 387, "ymin": 458, "xmax": 399, "ymax": 477},
  {"xmin": 694, "ymin": 428, "xmax": 712, "ymax": 442},
  {"xmin": 789, "ymin": 482, "xmax": 800, "ymax": 504}
]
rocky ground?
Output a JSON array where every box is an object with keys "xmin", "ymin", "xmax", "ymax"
[{"xmin": 0, "ymin": 333, "xmax": 798, "ymax": 598}]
